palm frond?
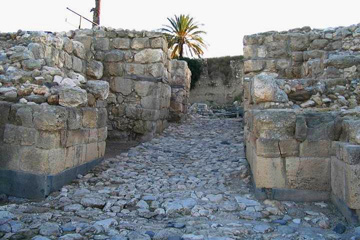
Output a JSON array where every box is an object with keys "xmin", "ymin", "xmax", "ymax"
[{"xmin": 160, "ymin": 14, "xmax": 207, "ymax": 58}]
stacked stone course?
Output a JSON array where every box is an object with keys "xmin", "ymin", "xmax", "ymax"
[
  {"xmin": 0, "ymin": 27, "xmax": 191, "ymax": 198},
  {"xmin": 190, "ymin": 57, "xmax": 244, "ymax": 106},
  {"xmin": 243, "ymin": 24, "xmax": 360, "ymax": 222},
  {"xmin": 169, "ymin": 60, "xmax": 191, "ymax": 121}
]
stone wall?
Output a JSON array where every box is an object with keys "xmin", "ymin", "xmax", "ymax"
[
  {"xmin": 190, "ymin": 56, "xmax": 243, "ymax": 106},
  {"xmin": 78, "ymin": 29, "xmax": 173, "ymax": 140},
  {"xmin": 243, "ymin": 24, "xmax": 360, "ymax": 223},
  {"xmin": 169, "ymin": 60, "xmax": 191, "ymax": 121},
  {"xmin": 0, "ymin": 102, "xmax": 107, "ymax": 199},
  {"xmin": 0, "ymin": 27, "xmax": 190, "ymax": 198},
  {"xmin": 0, "ymin": 29, "xmax": 112, "ymax": 198}
]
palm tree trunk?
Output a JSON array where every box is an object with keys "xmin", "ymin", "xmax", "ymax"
[
  {"xmin": 93, "ymin": 0, "xmax": 101, "ymax": 27},
  {"xmin": 179, "ymin": 42, "xmax": 184, "ymax": 58}
]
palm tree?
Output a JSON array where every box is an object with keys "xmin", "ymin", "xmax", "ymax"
[{"xmin": 161, "ymin": 14, "xmax": 207, "ymax": 59}]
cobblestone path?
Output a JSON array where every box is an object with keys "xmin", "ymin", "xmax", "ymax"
[{"xmin": 0, "ymin": 115, "xmax": 356, "ymax": 240}]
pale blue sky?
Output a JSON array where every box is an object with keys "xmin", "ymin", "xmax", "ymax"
[{"xmin": 1, "ymin": 0, "xmax": 360, "ymax": 58}]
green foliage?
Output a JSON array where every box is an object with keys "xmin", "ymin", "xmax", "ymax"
[
  {"xmin": 233, "ymin": 93, "xmax": 243, "ymax": 102},
  {"xmin": 161, "ymin": 14, "xmax": 207, "ymax": 58},
  {"xmin": 178, "ymin": 57, "xmax": 203, "ymax": 89},
  {"xmin": 207, "ymin": 56, "xmax": 244, "ymax": 86}
]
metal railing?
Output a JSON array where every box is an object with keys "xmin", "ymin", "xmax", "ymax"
[{"xmin": 66, "ymin": 7, "xmax": 98, "ymax": 29}]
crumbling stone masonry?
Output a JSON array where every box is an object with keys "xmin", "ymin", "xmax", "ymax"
[
  {"xmin": 0, "ymin": 27, "xmax": 191, "ymax": 198},
  {"xmin": 243, "ymin": 24, "xmax": 360, "ymax": 223},
  {"xmin": 190, "ymin": 57, "xmax": 244, "ymax": 106},
  {"xmin": 169, "ymin": 60, "xmax": 191, "ymax": 122}
]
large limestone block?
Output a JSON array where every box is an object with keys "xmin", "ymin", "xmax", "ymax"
[
  {"xmin": 3, "ymin": 124, "xmax": 38, "ymax": 146},
  {"xmin": 36, "ymin": 131, "xmax": 61, "ymax": 149},
  {"xmin": 72, "ymin": 41, "xmax": 86, "ymax": 59},
  {"xmin": 97, "ymin": 108, "xmax": 108, "ymax": 128},
  {"xmin": 299, "ymin": 140, "xmax": 331, "ymax": 157},
  {"xmin": 145, "ymin": 63, "xmax": 167, "ymax": 78},
  {"xmin": 279, "ymin": 139, "xmax": 299, "ymax": 157},
  {"xmin": 286, "ymin": 157, "xmax": 330, "ymax": 191},
  {"xmin": 133, "ymin": 120, "xmax": 155, "ymax": 134},
  {"xmin": 304, "ymin": 112, "xmax": 336, "ymax": 141},
  {"xmin": 67, "ymin": 108, "xmax": 83, "ymax": 130},
  {"xmin": 86, "ymin": 60, "xmax": 104, "ymax": 79},
  {"xmin": 104, "ymin": 62, "xmax": 124, "ymax": 76},
  {"xmin": 33, "ymin": 106, "xmax": 68, "ymax": 131},
  {"xmin": 289, "ymin": 33, "xmax": 310, "ymax": 51},
  {"xmin": 141, "ymin": 109, "xmax": 161, "ymax": 121},
  {"xmin": 82, "ymin": 108, "xmax": 98, "ymax": 128},
  {"xmin": 48, "ymin": 148, "xmax": 66, "ymax": 175},
  {"xmin": 59, "ymin": 87, "xmax": 88, "ymax": 107},
  {"xmin": 253, "ymin": 156, "xmax": 286, "ymax": 189},
  {"xmin": 251, "ymin": 73, "xmax": 288, "ymax": 104},
  {"xmin": 0, "ymin": 144, "xmax": 20, "ymax": 170},
  {"xmin": 253, "ymin": 110, "xmax": 296, "ymax": 140},
  {"xmin": 151, "ymin": 37, "xmax": 168, "ymax": 52},
  {"xmin": 344, "ymin": 163, "xmax": 360, "ymax": 209},
  {"xmin": 340, "ymin": 119, "xmax": 360, "ymax": 144},
  {"xmin": 256, "ymin": 138, "xmax": 280, "ymax": 158},
  {"xmin": 85, "ymin": 142, "xmax": 99, "ymax": 163},
  {"xmin": 335, "ymin": 142, "xmax": 360, "ymax": 165},
  {"xmin": 331, "ymin": 157, "xmax": 346, "ymax": 201},
  {"xmin": 244, "ymin": 60, "xmax": 265, "ymax": 73},
  {"xmin": 12, "ymin": 106, "xmax": 34, "ymax": 128},
  {"xmin": 131, "ymin": 38, "xmax": 150, "ymax": 50},
  {"xmin": 94, "ymin": 38, "xmax": 110, "ymax": 51},
  {"xmin": 64, "ymin": 129, "xmax": 88, "ymax": 147},
  {"xmin": 324, "ymin": 55, "xmax": 360, "ymax": 69},
  {"xmin": 98, "ymin": 141, "xmax": 106, "ymax": 158},
  {"xmin": 134, "ymin": 81, "xmax": 157, "ymax": 97},
  {"xmin": 72, "ymin": 56, "xmax": 83, "ymax": 73},
  {"xmin": 19, "ymin": 147, "xmax": 49, "ymax": 174},
  {"xmin": 169, "ymin": 60, "xmax": 191, "ymax": 88},
  {"xmin": 86, "ymin": 80, "xmax": 109, "ymax": 100},
  {"xmin": 0, "ymin": 101, "xmax": 11, "ymax": 125},
  {"xmin": 104, "ymin": 50, "xmax": 124, "ymax": 62},
  {"xmin": 113, "ymin": 38, "xmax": 131, "ymax": 49},
  {"xmin": 74, "ymin": 35, "xmax": 93, "ymax": 51},
  {"xmin": 141, "ymin": 96, "xmax": 161, "ymax": 110},
  {"xmin": 134, "ymin": 49, "xmax": 165, "ymax": 64},
  {"xmin": 110, "ymin": 77, "xmax": 133, "ymax": 95},
  {"xmin": 125, "ymin": 63, "xmax": 145, "ymax": 76}
]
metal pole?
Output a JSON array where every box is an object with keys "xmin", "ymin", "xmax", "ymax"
[
  {"xmin": 79, "ymin": 16, "xmax": 82, "ymax": 29},
  {"xmin": 66, "ymin": 7, "xmax": 98, "ymax": 27}
]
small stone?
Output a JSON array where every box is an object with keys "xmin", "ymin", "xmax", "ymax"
[
  {"xmin": 292, "ymin": 219, "xmax": 301, "ymax": 224},
  {"xmin": 145, "ymin": 231, "xmax": 155, "ymax": 238},
  {"xmin": 272, "ymin": 219, "xmax": 287, "ymax": 225},
  {"xmin": 136, "ymin": 200, "xmax": 149, "ymax": 209},
  {"xmin": 59, "ymin": 87, "xmax": 87, "ymax": 107},
  {"xmin": 182, "ymin": 234, "xmax": 205, "ymax": 240},
  {"xmin": 333, "ymin": 223, "xmax": 346, "ymax": 234},
  {"xmin": 207, "ymin": 194, "xmax": 223, "ymax": 203},
  {"xmin": 128, "ymin": 231, "xmax": 151, "ymax": 240},
  {"xmin": 80, "ymin": 197, "xmax": 106, "ymax": 208},
  {"xmin": 64, "ymin": 204, "xmax": 83, "ymax": 212},
  {"xmin": 59, "ymin": 234, "xmax": 84, "ymax": 240},
  {"xmin": 300, "ymin": 100, "xmax": 316, "ymax": 108},
  {"xmin": 86, "ymin": 80, "xmax": 109, "ymax": 100},
  {"xmin": 39, "ymin": 222, "xmax": 61, "ymax": 236},
  {"xmin": 19, "ymin": 98, "xmax": 28, "ymax": 104}
]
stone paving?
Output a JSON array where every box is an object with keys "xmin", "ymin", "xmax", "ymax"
[{"xmin": 0, "ymin": 114, "xmax": 358, "ymax": 239}]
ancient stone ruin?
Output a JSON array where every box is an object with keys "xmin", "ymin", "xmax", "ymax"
[
  {"xmin": 1, "ymin": 21, "xmax": 360, "ymax": 234},
  {"xmin": 0, "ymin": 27, "xmax": 191, "ymax": 198},
  {"xmin": 190, "ymin": 56, "xmax": 243, "ymax": 106},
  {"xmin": 243, "ymin": 24, "xmax": 360, "ymax": 223}
]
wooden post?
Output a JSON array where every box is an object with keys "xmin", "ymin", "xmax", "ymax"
[{"xmin": 92, "ymin": 0, "xmax": 101, "ymax": 28}]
